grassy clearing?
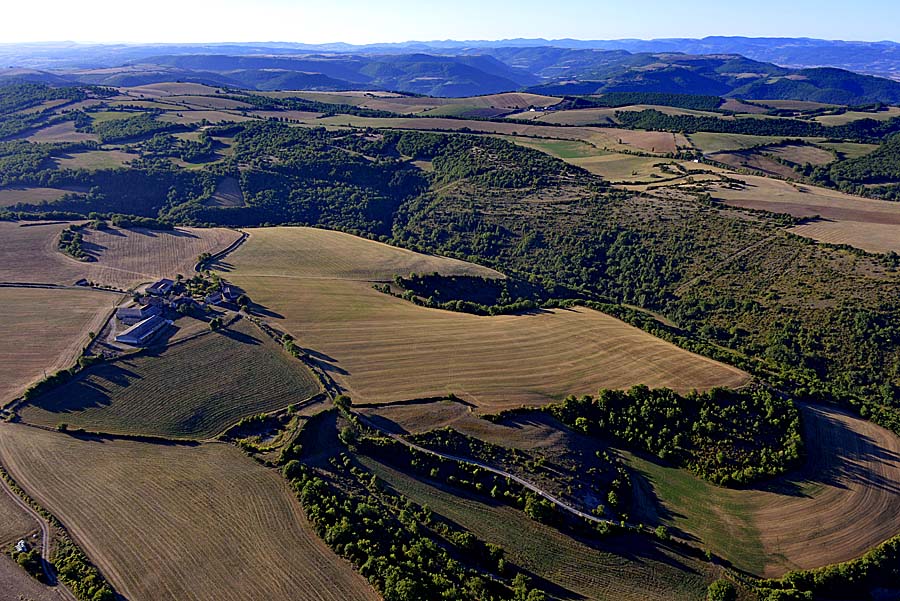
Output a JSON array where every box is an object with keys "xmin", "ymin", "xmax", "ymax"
[
  {"xmin": 20, "ymin": 318, "xmax": 321, "ymax": 439},
  {"xmin": 53, "ymin": 149, "xmax": 135, "ymax": 170},
  {"xmin": 361, "ymin": 455, "xmax": 715, "ymax": 601},
  {"xmin": 0, "ymin": 287, "xmax": 119, "ymax": 405},
  {"xmin": 512, "ymin": 105, "xmax": 722, "ymax": 126},
  {"xmin": 813, "ymin": 107, "xmax": 900, "ymax": 125},
  {"xmin": 157, "ymin": 110, "xmax": 256, "ymax": 125},
  {"xmin": 0, "ymin": 221, "xmax": 240, "ymax": 289},
  {"xmin": 626, "ymin": 404, "xmax": 900, "ymax": 577},
  {"xmin": 18, "ymin": 121, "xmax": 98, "ymax": 143},
  {"xmin": 0, "ymin": 423, "xmax": 377, "ymax": 601},
  {"xmin": 217, "ymin": 227, "xmax": 748, "ymax": 409},
  {"xmin": 818, "ymin": 141, "xmax": 880, "ymax": 160},
  {"xmin": 118, "ymin": 83, "xmax": 225, "ymax": 97},
  {"xmin": 764, "ymin": 144, "xmax": 835, "ymax": 166}
]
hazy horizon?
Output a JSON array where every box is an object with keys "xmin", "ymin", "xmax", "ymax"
[{"xmin": 3, "ymin": 0, "xmax": 899, "ymax": 45}]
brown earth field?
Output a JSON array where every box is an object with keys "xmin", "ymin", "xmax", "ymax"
[
  {"xmin": 277, "ymin": 91, "xmax": 562, "ymax": 114},
  {"xmin": 14, "ymin": 121, "xmax": 99, "ymax": 143},
  {"xmin": 628, "ymin": 403, "xmax": 900, "ymax": 577},
  {"xmin": 0, "ymin": 221, "xmax": 241, "ymax": 288},
  {"xmin": 216, "ymin": 227, "xmax": 748, "ymax": 408},
  {"xmin": 0, "ymin": 287, "xmax": 120, "ymax": 405},
  {"xmin": 707, "ymin": 175, "xmax": 900, "ymax": 253},
  {"xmin": 0, "ymin": 475, "xmax": 39, "ymax": 545},
  {"xmin": 0, "ymin": 555, "xmax": 65, "ymax": 601},
  {"xmin": 0, "ymin": 423, "xmax": 379, "ymax": 601}
]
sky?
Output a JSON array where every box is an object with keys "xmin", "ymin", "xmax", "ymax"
[{"xmin": 2, "ymin": 0, "xmax": 898, "ymax": 44}]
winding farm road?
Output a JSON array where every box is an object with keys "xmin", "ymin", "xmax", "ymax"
[
  {"xmin": 356, "ymin": 413, "xmax": 637, "ymax": 530},
  {"xmin": 0, "ymin": 472, "xmax": 76, "ymax": 600}
]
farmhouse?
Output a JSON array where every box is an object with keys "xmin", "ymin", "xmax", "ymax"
[
  {"xmin": 205, "ymin": 291, "xmax": 224, "ymax": 306},
  {"xmin": 146, "ymin": 278, "xmax": 175, "ymax": 296},
  {"xmin": 222, "ymin": 285, "xmax": 240, "ymax": 302},
  {"xmin": 115, "ymin": 314, "xmax": 170, "ymax": 346},
  {"xmin": 116, "ymin": 303, "xmax": 160, "ymax": 325}
]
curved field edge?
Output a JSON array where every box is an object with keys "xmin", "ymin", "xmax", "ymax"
[
  {"xmin": 0, "ymin": 423, "xmax": 378, "ymax": 601},
  {"xmin": 627, "ymin": 403, "xmax": 900, "ymax": 577},
  {"xmin": 218, "ymin": 227, "xmax": 749, "ymax": 408},
  {"xmin": 18, "ymin": 318, "xmax": 322, "ymax": 440}
]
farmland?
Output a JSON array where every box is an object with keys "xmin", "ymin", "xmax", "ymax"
[
  {"xmin": 0, "ymin": 287, "xmax": 120, "ymax": 405},
  {"xmin": 217, "ymin": 227, "xmax": 749, "ymax": 408},
  {"xmin": 706, "ymin": 174, "xmax": 900, "ymax": 252},
  {"xmin": 0, "ymin": 221, "xmax": 241, "ymax": 288},
  {"xmin": 0, "ymin": 555, "xmax": 62, "ymax": 601},
  {"xmin": 0, "ymin": 186, "xmax": 85, "ymax": 207},
  {"xmin": 19, "ymin": 318, "xmax": 321, "ymax": 439},
  {"xmin": 362, "ymin": 456, "xmax": 717, "ymax": 601},
  {"xmin": 0, "ymin": 477, "xmax": 38, "ymax": 545},
  {"xmin": 628, "ymin": 403, "xmax": 900, "ymax": 577},
  {"xmin": 0, "ymin": 423, "xmax": 378, "ymax": 601}
]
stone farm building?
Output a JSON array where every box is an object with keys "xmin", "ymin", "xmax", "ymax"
[
  {"xmin": 115, "ymin": 314, "xmax": 170, "ymax": 346},
  {"xmin": 147, "ymin": 278, "xmax": 175, "ymax": 296},
  {"xmin": 116, "ymin": 303, "xmax": 161, "ymax": 325}
]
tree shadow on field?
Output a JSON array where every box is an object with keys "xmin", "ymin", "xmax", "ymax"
[
  {"xmin": 625, "ymin": 458, "xmax": 700, "ymax": 544},
  {"xmin": 302, "ymin": 347, "xmax": 350, "ymax": 376},
  {"xmin": 210, "ymin": 259, "xmax": 233, "ymax": 273},
  {"xmin": 27, "ymin": 364, "xmax": 143, "ymax": 415},
  {"xmin": 248, "ymin": 303, "xmax": 284, "ymax": 319},
  {"xmin": 218, "ymin": 327, "xmax": 263, "ymax": 346}
]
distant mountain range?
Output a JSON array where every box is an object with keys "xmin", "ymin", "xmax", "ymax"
[{"xmin": 3, "ymin": 37, "xmax": 900, "ymax": 102}]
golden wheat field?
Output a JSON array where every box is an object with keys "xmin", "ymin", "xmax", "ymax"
[
  {"xmin": 0, "ymin": 423, "xmax": 379, "ymax": 601},
  {"xmin": 0, "ymin": 221, "xmax": 241, "ymax": 288},
  {"xmin": 0, "ymin": 287, "xmax": 120, "ymax": 405},
  {"xmin": 216, "ymin": 227, "xmax": 749, "ymax": 409}
]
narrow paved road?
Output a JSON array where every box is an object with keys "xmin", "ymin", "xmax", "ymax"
[
  {"xmin": 0, "ymin": 471, "xmax": 76, "ymax": 600},
  {"xmin": 356, "ymin": 413, "xmax": 639, "ymax": 530}
]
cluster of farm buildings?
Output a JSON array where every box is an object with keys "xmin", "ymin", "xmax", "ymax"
[{"xmin": 113, "ymin": 278, "xmax": 240, "ymax": 346}]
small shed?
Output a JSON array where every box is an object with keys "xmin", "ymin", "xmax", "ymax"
[{"xmin": 15, "ymin": 540, "xmax": 28, "ymax": 553}]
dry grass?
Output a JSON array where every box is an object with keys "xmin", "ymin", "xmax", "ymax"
[
  {"xmin": 0, "ymin": 186, "xmax": 86, "ymax": 207},
  {"xmin": 628, "ymin": 404, "xmax": 900, "ymax": 577},
  {"xmin": 0, "ymin": 481, "xmax": 39, "ymax": 546},
  {"xmin": 813, "ymin": 107, "xmax": 900, "ymax": 126},
  {"xmin": 0, "ymin": 287, "xmax": 119, "ymax": 405},
  {"xmin": 309, "ymin": 115, "xmax": 688, "ymax": 153},
  {"xmin": 20, "ymin": 318, "xmax": 321, "ymax": 439},
  {"xmin": 173, "ymin": 96, "xmax": 254, "ymax": 110},
  {"xmin": 789, "ymin": 219, "xmax": 900, "ymax": 254},
  {"xmin": 818, "ymin": 142, "xmax": 880, "ymax": 160},
  {"xmin": 765, "ymin": 144, "xmax": 835, "ymax": 166},
  {"xmin": 0, "ymin": 221, "xmax": 241, "ymax": 288},
  {"xmin": 205, "ymin": 176, "xmax": 244, "ymax": 208},
  {"xmin": 709, "ymin": 175, "xmax": 900, "ymax": 253},
  {"xmin": 0, "ymin": 423, "xmax": 378, "ymax": 601},
  {"xmin": 53, "ymin": 149, "xmax": 135, "ymax": 170},
  {"xmin": 362, "ymin": 456, "xmax": 717, "ymax": 601},
  {"xmin": 511, "ymin": 105, "xmax": 721, "ymax": 126},
  {"xmin": 216, "ymin": 227, "xmax": 748, "ymax": 408},
  {"xmin": 16, "ymin": 121, "xmax": 99, "ymax": 143},
  {"xmin": 158, "ymin": 110, "xmax": 256, "ymax": 125},
  {"xmin": 119, "ymin": 83, "xmax": 226, "ymax": 97},
  {"xmin": 0, "ymin": 555, "xmax": 62, "ymax": 601},
  {"xmin": 688, "ymin": 132, "xmax": 802, "ymax": 153}
]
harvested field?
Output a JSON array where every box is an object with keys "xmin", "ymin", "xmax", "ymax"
[
  {"xmin": 174, "ymin": 96, "xmax": 253, "ymax": 110},
  {"xmin": 814, "ymin": 107, "xmax": 900, "ymax": 125},
  {"xmin": 0, "ymin": 479, "xmax": 39, "ymax": 545},
  {"xmin": 511, "ymin": 105, "xmax": 722, "ymax": 126},
  {"xmin": 362, "ymin": 456, "xmax": 716, "ymax": 601},
  {"xmin": 158, "ymin": 110, "xmax": 256, "ymax": 125},
  {"xmin": 16, "ymin": 121, "xmax": 99, "ymax": 143},
  {"xmin": 0, "ymin": 555, "xmax": 63, "ymax": 601},
  {"xmin": 689, "ymin": 132, "xmax": 805, "ymax": 153},
  {"xmin": 310, "ymin": 115, "xmax": 687, "ymax": 153},
  {"xmin": 709, "ymin": 174, "xmax": 900, "ymax": 255},
  {"xmin": 709, "ymin": 151, "xmax": 799, "ymax": 179},
  {"xmin": 0, "ymin": 221, "xmax": 241, "ymax": 288},
  {"xmin": 0, "ymin": 287, "xmax": 119, "ymax": 405},
  {"xmin": 217, "ymin": 227, "xmax": 748, "ymax": 408},
  {"xmin": 819, "ymin": 141, "xmax": 880, "ymax": 160},
  {"xmin": 628, "ymin": 404, "xmax": 900, "ymax": 577},
  {"xmin": 0, "ymin": 423, "xmax": 378, "ymax": 601},
  {"xmin": 720, "ymin": 98, "xmax": 769, "ymax": 113},
  {"xmin": 765, "ymin": 143, "xmax": 835, "ymax": 166},
  {"xmin": 20, "ymin": 318, "xmax": 321, "ymax": 439},
  {"xmin": 250, "ymin": 110, "xmax": 324, "ymax": 121},
  {"xmin": 0, "ymin": 186, "xmax": 85, "ymax": 207},
  {"xmin": 119, "ymin": 82, "xmax": 225, "ymax": 97},
  {"xmin": 789, "ymin": 219, "xmax": 900, "ymax": 254},
  {"xmin": 749, "ymin": 99, "xmax": 837, "ymax": 110}
]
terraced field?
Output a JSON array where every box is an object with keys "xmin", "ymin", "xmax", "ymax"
[
  {"xmin": 217, "ymin": 227, "xmax": 749, "ymax": 408},
  {"xmin": 628, "ymin": 404, "xmax": 900, "ymax": 577},
  {"xmin": 0, "ymin": 287, "xmax": 120, "ymax": 405},
  {"xmin": 362, "ymin": 456, "xmax": 717, "ymax": 601},
  {"xmin": 0, "ymin": 221, "xmax": 241, "ymax": 288},
  {"xmin": 0, "ymin": 423, "xmax": 378, "ymax": 601},
  {"xmin": 20, "ymin": 318, "xmax": 321, "ymax": 439}
]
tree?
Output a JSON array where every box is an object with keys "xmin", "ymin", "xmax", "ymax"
[{"xmin": 707, "ymin": 579, "xmax": 737, "ymax": 601}]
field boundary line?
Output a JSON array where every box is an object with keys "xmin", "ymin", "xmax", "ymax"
[{"xmin": 195, "ymin": 229, "xmax": 248, "ymax": 273}]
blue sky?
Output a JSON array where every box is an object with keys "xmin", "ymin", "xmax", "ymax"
[{"xmin": 2, "ymin": 0, "xmax": 898, "ymax": 44}]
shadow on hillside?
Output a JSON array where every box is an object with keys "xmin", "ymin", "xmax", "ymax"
[
  {"xmin": 218, "ymin": 327, "xmax": 263, "ymax": 346},
  {"xmin": 26, "ymin": 364, "xmax": 143, "ymax": 414}
]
